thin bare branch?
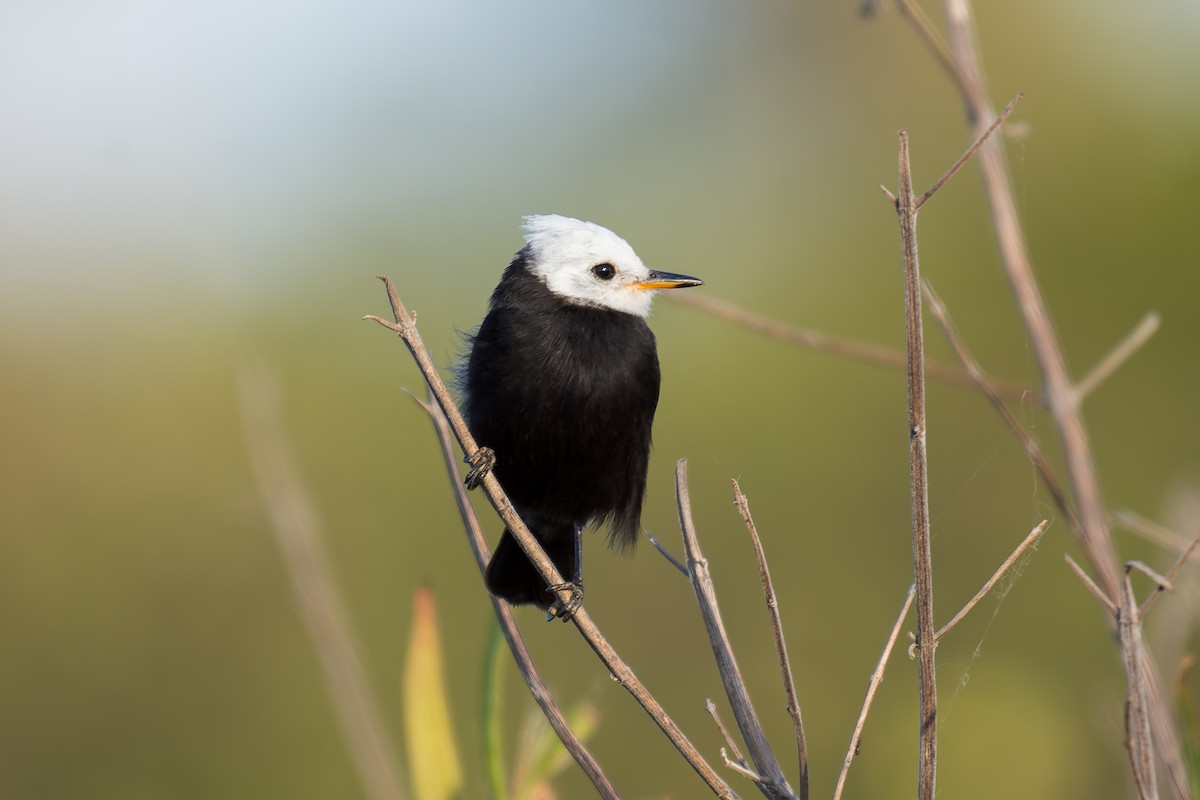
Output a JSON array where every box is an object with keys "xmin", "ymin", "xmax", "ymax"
[
  {"xmin": 894, "ymin": 129, "xmax": 938, "ymax": 800},
  {"xmin": 677, "ymin": 460, "xmax": 797, "ymax": 800},
  {"xmin": 891, "ymin": 0, "xmax": 962, "ymax": 89},
  {"xmin": 921, "ymin": 280, "xmax": 1085, "ymax": 542},
  {"xmin": 935, "ymin": 520, "xmax": 1048, "ymax": 641},
  {"xmin": 1140, "ymin": 534, "xmax": 1200, "ymax": 618},
  {"xmin": 1119, "ymin": 564, "xmax": 1158, "ymax": 800},
  {"xmin": 647, "ymin": 529, "xmax": 689, "ymax": 577},
  {"xmin": 917, "ymin": 93, "xmax": 1022, "ymax": 208},
  {"xmin": 1075, "ymin": 312, "xmax": 1162, "ymax": 401},
  {"xmin": 731, "ymin": 481, "xmax": 808, "ymax": 800},
  {"xmin": 707, "ymin": 699, "xmax": 748, "ymax": 766},
  {"xmin": 1065, "ymin": 554, "xmax": 1118, "ymax": 616},
  {"xmin": 1113, "ymin": 510, "xmax": 1200, "ymax": 561},
  {"xmin": 832, "ymin": 584, "xmax": 917, "ymax": 800},
  {"xmin": 368, "ymin": 278, "xmax": 740, "ymax": 799},
  {"xmin": 722, "ymin": 750, "xmax": 767, "ymax": 783},
  {"xmin": 940, "ymin": 0, "xmax": 1124, "ymax": 601},
  {"xmin": 667, "ymin": 291, "xmax": 1034, "ymax": 402},
  {"xmin": 420, "ymin": 392, "xmax": 620, "ymax": 800},
  {"xmin": 239, "ymin": 364, "xmax": 408, "ymax": 800},
  {"xmin": 895, "ymin": 0, "xmax": 1186, "ymax": 788}
]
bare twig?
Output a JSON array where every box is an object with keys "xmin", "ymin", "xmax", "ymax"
[
  {"xmin": 940, "ymin": 0, "xmax": 1125, "ymax": 600},
  {"xmin": 935, "ymin": 519, "xmax": 1048, "ymax": 641},
  {"xmin": 1119, "ymin": 563, "xmax": 1160, "ymax": 800},
  {"xmin": 722, "ymin": 750, "xmax": 767, "ymax": 783},
  {"xmin": 667, "ymin": 291, "xmax": 1034, "ymax": 402},
  {"xmin": 677, "ymin": 460, "xmax": 797, "ymax": 800},
  {"xmin": 707, "ymin": 699, "xmax": 748, "ymax": 766},
  {"xmin": 367, "ymin": 278, "xmax": 740, "ymax": 799},
  {"xmin": 646, "ymin": 529, "xmax": 689, "ymax": 577},
  {"xmin": 894, "ymin": 129, "xmax": 938, "ymax": 800},
  {"xmin": 937, "ymin": 1, "xmax": 1186, "ymax": 790},
  {"xmin": 239, "ymin": 364, "xmax": 408, "ymax": 800},
  {"xmin": 417, "ymin": 391, "xmax": 619, "ymax": 800},
  {"xmin": 882, "ymin": 1, "xmax": 1187, "ymax": 789},
  {"xmin": 1139, "ymin": 534, "xmax": 1200, "ymax": 618},
  {"xmin": 731, "ymin": 481, "xmax": 808, "ymax": 799},
  {"xmin": 1065, "ymin": 554, "xmax": 1118, "ymax": 616},
  {"xmin": 891, "ymin": 0, "xmax": 962, "ymax": 90},
  {"xmin": 921, "ymin": 280, "xmax": 1084, "ymax": 542},
  {"xmin": 1075, "ymin": 313, "xmax": 1162, "ymax": 402},
  {"xmin": 1113, "ymin": 510, "xmax": 1200, "ymax": 562},
  {"xmin": 917, "ymin": 93, "xmax": 1022, "ymax": 208},
  {"xmin": 832, "ymin": 583, "xmax": 917, "ymax": 800}
]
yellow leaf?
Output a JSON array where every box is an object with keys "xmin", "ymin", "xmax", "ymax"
[{"xmin": 403, "ymin": 586, "xmax": 463, "ymax": 800}]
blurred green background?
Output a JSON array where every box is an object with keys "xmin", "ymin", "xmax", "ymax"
[{"xmin": 3, "ymin": 1, "xmax": 1199, "ymax": 797}]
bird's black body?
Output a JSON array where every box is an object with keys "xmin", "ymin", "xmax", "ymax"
[{"xmin": 462, "ymin": 249, "xmax": 662, "ymax": 609}]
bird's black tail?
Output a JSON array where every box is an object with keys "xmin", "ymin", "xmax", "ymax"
[{"xmin": 484, "ymin": 528, "xmax": 575, "ymax": 611}]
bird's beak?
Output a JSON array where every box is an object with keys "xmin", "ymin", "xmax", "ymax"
[{"xmin": 633, "ymin": 270, "xmax": 704, "ymax": 291}]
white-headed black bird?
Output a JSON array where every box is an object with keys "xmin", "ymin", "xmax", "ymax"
[{"xmin": 460, "ymin": 215, "xmax": 701, "ymax": 614}]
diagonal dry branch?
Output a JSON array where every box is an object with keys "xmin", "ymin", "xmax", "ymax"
[
  {"xmin": 935, "ymin": 520, "xmax": 1048, "ymax": 641},
  {"xmin": 413, "ymin": 391, "xmax": 619, "ymax": 800},
  {"xmin": 676, "ymin": 460, "xmax": 798, "ymax": 800},
  {"xmin": 875, "ymin": 0, "xmax": 1189, "ymax": 792},
  {"xmin": 666, "ymin": 291, "xmax": 1034, "ymax": 402},
  {"xmin": 731, "ymin": 481, "xmax": 808, "ymax": 800},
  {"xmin": 366, "ymin": 277, "xmax": 740, "ymax": 800},
  {"xmin": 832, "ymin": 583, "xmax": 917, "ymax": 800}
]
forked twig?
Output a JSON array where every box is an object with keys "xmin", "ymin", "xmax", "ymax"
[
  {"xmin": 1075, "ymin": 313, "xmax": 1161, "ymax": 402},
  {"xmin": 881, "ymin": 0, "xmax": 1185, "ymax": 790},
  {"xmin": 893, "ymin": 129, "xmax": 938, "ymax": 800},
  {"xmin": 706, "ymin": 698, "xmax": 748, "ymax": 766},
  {"xmin": 832, "ymin": 584, "xmax": 917, "ymax": 800},
  {"xmin": 1119, "ymin": 562, "xmax": 1164, "ymax": 800},
  {"xmin": 416, "ymin": 391, "xmax": 619, "ymax": 799},
  {"xmin": 676, "ymin": 460, "xmax": 797, "ymax": 800},
  {"xmin": 1139, "ymin": 533, "xmax": 1200, "ymax": 618},
  {"xmin": 935, "ymin": 520, "xmax": 1048, "ymax": 641},
  {"xmin": 367, "ymin": 279, "xmax": 740, "ymax": 799},
  {"xmin": 731, "ymin": 480, "xmax": 808, "ymax": 799}
]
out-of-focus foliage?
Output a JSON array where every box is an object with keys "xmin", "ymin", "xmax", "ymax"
[{"xmin": 403, "ymin": 586, "xmax": 463, "ymax": 800}]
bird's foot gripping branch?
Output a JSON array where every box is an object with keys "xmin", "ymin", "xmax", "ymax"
[{"xmin": 463, "ymin": 446, "xmax": 495, "ymax": 490}]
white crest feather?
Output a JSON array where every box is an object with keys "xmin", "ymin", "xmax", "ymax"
[{"xmin": 521, "ymin": 214, "xmax": 657, "ymax": 317}]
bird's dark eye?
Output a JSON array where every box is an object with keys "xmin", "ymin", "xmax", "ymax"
[{"xmin": 591, "ymin": 262, "xmax": 616, "ymax": 281}]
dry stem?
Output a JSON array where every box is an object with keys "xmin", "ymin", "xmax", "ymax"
[
  {"xmin": 676, "ymin": 460, "xmax": 797, "ymax": 800},
  {"xmin": 240, "ymin": 365, "xmax": 408, "ymax": 800},
  {"xmin": 893, "ymin": 129, "xmax": 938, "ymax": 800},
  {"xmin": 935, "ymin": 520, "xmax": 1048, "ymax": 641},
  {"xmin": 832, "ymin": 583, "xmax": 917, "ymax": 800},
  {"xmin": 415, "ymin": 392, "xmax": 619, "ymax": 799},
  {"xmin": 731, "ymin": 481, "xmax": 808, "ymax": 799},
  {"xmin": 367, "ymin": 278, "xmax": 739, "ymax": 799},
  {"xmin": 666, "ymin": 291, "xmax": 1033, "ymax": 402}
]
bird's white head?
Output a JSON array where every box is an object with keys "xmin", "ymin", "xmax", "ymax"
[{"xmin": 520, "ymin": 214, "xmax": 701, "ymax": 318}]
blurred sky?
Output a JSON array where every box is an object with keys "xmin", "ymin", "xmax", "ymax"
[{"xmin": 2, "ymin": 1, "xmax": 1200, "ymax": 799}]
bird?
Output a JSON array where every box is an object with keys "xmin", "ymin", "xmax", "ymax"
[{"xmin": 459, "ymin": 214, "xmax": 702, "ymax": 616}]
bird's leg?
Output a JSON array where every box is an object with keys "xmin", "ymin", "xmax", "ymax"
[
  {"xmin": 463, "ymin": 446, "xmax": 495, "ymax": 490},
  {"xmin": 546, "ymin": 525, "xmax": 585, "ymax": 622}
]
